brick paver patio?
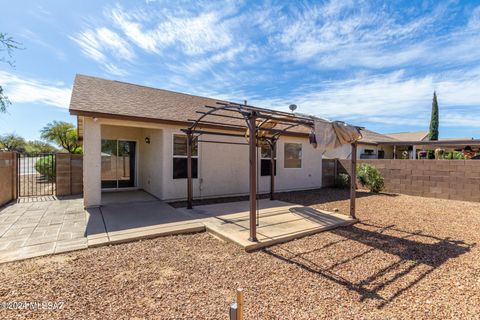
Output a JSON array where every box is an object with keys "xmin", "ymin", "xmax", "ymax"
[{"xmin": 0, "ymin": 196, "xmax": 87, "ymax": 263}]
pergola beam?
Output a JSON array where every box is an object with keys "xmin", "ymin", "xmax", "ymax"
[
  {"xmin": 248, "ymin": 112, "xmax": 258, "ymax": 242},
  {"xmin": 184, "ymin": 101, "xmax": 361, "ymax": 243},
  {"xmin": 350, "ymin": 142, "xmax": 357, "ymax": 219},
  {"xmin": 186, "ymin": 129, "xmax": 193, "ymax": 209}
]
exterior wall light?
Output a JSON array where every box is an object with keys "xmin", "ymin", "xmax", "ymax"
[{"xmin": 145, "ymin": 137, "xmax": 150, "ymax": 144}]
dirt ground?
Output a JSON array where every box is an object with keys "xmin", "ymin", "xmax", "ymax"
[{"xmin": 1, "ymin": 188, "xmax": 479, "ymax": 319}]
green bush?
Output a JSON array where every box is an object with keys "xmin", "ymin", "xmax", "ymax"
[
  {"xmin": 357, "ymin": 163, "xmax": 384, "ymax": 193},
  {"xmin": 35, "ymin": 156, "xmax": 55, "ymax": 181},
  {"xmin": 336, "ymin": 173, "xmax": 350, "ymax": 189},
  {"xmin": 442, "ymin": 151, "xmax": 465, "ymax": 160}
]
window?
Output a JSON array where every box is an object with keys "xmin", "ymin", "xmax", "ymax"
[
  {"xmin": 260, "ymin": 144, "xmax": 276, "ymax": 176},
  {"xmin": 173, "ymin": 134, "xmax": 198, "ymax": 179},
  {"xmin": 284, "ymin": 143, "xmax": 302, "ymax": 168}
]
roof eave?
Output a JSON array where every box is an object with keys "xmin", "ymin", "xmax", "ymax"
[{"xmin": 69, "ymin": 109, "xmax": 310, "ymax": 138}]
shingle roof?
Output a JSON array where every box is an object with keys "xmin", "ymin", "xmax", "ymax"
[
  {"xmin": 359, "ymin": 128, "xmax": 399, "ymax": 144},
  {"xmin": 385, "ymin": 131, "xmax": 429, "ymax": 141},
  {"xmin": 69, "ymin": 74, "xmax": 312, "ymax": 136},
  {"xmin": 70, "ymin": 74, "xmax": 230, "ymax": 125}
]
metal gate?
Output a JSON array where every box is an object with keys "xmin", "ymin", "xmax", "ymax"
[{"xmin": 17, "ymin": 153, "xmax": 56, "ymax": 197}]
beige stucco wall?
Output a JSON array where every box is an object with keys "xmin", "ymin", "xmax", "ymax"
[
  {"xmin": 140, "ymin": 128, "xmax": 163, "ymax": 198},
  {"xmin": 83, "ymin": 117, "xmax": 101, "ymax": 207},
  {"xmin": 160, "ymin": 126, "xmax": 324, "ymax": 201},
  {"xmin": 83, "ymin": 117, "xmax": 325, "ymax": 203}
]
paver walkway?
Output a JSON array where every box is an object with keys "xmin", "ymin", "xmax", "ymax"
[{"xmin": 0, "ymin": 196, "xmax": 87, "ymax": 263}]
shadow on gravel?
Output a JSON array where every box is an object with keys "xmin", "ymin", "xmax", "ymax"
[{"xmin": 263, "ymin": 222, "xmax": 474, "ymax": 308}]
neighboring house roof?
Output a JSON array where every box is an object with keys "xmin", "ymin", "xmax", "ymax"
[
  {"xmin": 69, "ymin": 74, "xmax": 310, "ymax": 137},
  {"xmin": 384, "ymin": 131, "xmax": 429, "ymax": 141},
  {"xmin": 439, "ymin": 137, "xmax": 473, "ymax": 141},
  {"xmin": 358, "ymin": 128, "xmax": 398, "ymax": 144}
]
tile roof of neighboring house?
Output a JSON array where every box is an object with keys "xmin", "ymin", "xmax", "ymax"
[
  {"xmin": 69, "ymin": 74, "xmax": 311, "ymax": 136},
  {"xmin": 384, "ymin": 131, "xmax": 429, "ymax": 141}
]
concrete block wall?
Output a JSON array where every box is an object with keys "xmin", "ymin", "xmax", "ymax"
[
  {"xmin": 56, "ymin": 153, "xmax": 83, "ymax": 196},
  {"xmin": 0, "ymin": 152, "xmax": 17, "ymax": 206},
  {"xmin": 332, "ymin": 159, "xmax": 480, "ymax": 202}
]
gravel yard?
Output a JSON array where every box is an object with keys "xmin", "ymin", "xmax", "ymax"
[{"xmin": 1, "ymin": 188, "xmax": 479, "ymax": 319}]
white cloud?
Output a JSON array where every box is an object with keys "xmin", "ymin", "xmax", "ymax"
[
  {"xmin": 267, "ymin": 1, "xmax": 478, "ymax": 70},
  {"xmin": 109, "ymin": 6, "xmax": 233, "ymax": 55},
  {"xmin": 0, "ymin": 71, "xmax": 71, "ymax": 108},
  {"xmin": 250, "ymin": 70, "xmax": 480, "ymax": 128},
  {"xmin": 70, "ymin": 27, "xmax": 134, "ymax": 62},
  {"xmin": 69, "ymin": 27, "xmax": 134, "ymax": 76}
]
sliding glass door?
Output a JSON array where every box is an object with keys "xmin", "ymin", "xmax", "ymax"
[{"xmin": 101, "ymin": 140, "xmax": 136, "ymax": 189}]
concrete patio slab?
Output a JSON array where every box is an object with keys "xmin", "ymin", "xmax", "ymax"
[
  {"xmin": 178, "ymin": 199, "xmax": 357, "ymax": 251},
  {"xmin": 96, "ymin": 195, "xmax": 205, "ymax": 246}
]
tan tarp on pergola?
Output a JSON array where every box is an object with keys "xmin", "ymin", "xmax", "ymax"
[{"xmin": 314, "ymin": 120, "xmax": 363, "ymax": 150}]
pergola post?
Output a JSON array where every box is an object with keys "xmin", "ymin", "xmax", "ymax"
[
  {"xmin": 186, "ymin": 130, "xmax": 193, "ymax": 209},
  {"xmin": 270, "ymin": 138, "xmax": 276, "ymax": 201},
  {"xmin": 248, "ymin": 112, "xmax": 258, "ymax": 242},
  {"xmin": 350, "ymin": 142, "xmax": 357, "ymax": 219}
]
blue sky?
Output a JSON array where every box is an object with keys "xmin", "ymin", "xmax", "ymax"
[{"xmin": 1, "ymin": 0, "xmax": 479, "ymax": 141}]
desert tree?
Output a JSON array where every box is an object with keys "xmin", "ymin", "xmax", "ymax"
[{"xmin": 40, "ymin": 121, "xmax": 81, "ymax": 154}]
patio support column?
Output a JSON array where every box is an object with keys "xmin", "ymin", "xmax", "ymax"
[
  {"xmin": 248, "ymin": 112, "xmax": 258, "ymax": 242},
  {"xmin": 83, "ymin": 117, "xmax": 101, "ymax": 208},
  {"xmin": 186, "ymin": 130, "xmax": 193, "ymax": 209},
  {"xmin": 393, "ymin": 145, "xmax": 397, "ymax": 159},
  {"xmin": 270, "ymin": 138, "xmax": 276, "ymax": 201},
  {"xmin": 350, "ymin": 142, "xmax": 357, "ymax": 219},
  {"xmin": 412, "ymin": 145, "xmax": 417, "ymax": 160}
]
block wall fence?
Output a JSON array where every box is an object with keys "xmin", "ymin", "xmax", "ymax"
[
  {"xmin": 322, "ymin": 159, "xmax": 480, "ymax": 202},
  {"xmin": 55, "ymin": 153, "xmax": 83, "ymax": 196}
]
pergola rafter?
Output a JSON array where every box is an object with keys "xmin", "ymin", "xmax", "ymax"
[{"xmin": 182, "ymin": 102, "xmax": 358, "ymax": 242}]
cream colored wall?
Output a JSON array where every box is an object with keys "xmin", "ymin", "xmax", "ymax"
[
  {"xmin": 86, "ymin": 118, "xmax": 324, "ymax": 202},
  {"xmin": 140, "ymin": 128, "xmax": 163, "ymax": 199},
  {"xmin": 161, "ymin": 127, "xmax": 323, "ymax": 201},
  {"xmin": 83, "ymin": 117, "xmax": 101, "ymax": 207}
]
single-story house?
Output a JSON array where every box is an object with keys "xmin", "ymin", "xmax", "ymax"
[{"xmin": 69, "ymin": 75, "xmax": 338, "ymax": 208}]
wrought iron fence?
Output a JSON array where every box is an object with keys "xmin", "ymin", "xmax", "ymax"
[{"xmin": 17, "ymin": 153, "xmax": 56, "ymax": 197}]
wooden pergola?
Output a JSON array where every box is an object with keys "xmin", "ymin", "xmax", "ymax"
[{"xmin": 182, "ymin": 102, "xmax": 358, "ymax": 242}]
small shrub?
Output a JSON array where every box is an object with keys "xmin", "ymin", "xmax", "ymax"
[
  {"xmin": 443, "ymin": 151, "xmax": 465, "ymax": 160},
  {"xmin": 357, "ymin": 163, "xmax": 384, "ymax": 193},
  {"xmin": 336, "ymin": 173, "xmax": 350, "ymax": 189},
  {"xmin": 35, "ymin": 156, "xmax": 55, "ymax": 181}
]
